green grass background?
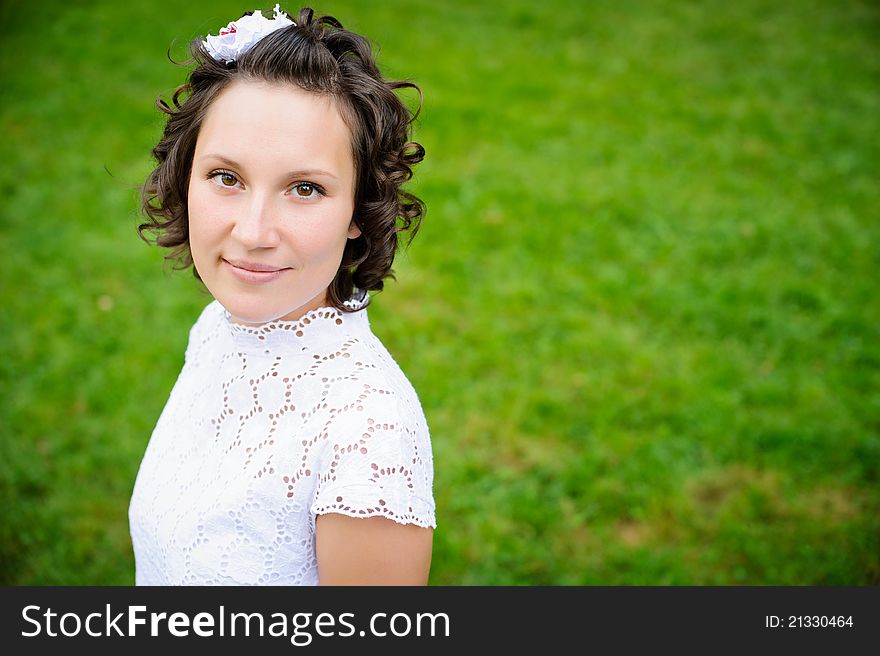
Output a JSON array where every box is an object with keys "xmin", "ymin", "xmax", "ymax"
[{"xmin": 1, "ymin": 0, "xmax": 878, "ymax": 585}]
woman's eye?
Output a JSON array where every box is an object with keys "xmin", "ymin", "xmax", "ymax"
[
  {"xmin": 209, "ymin": 171, "xmax": 240, "ymax": 188},
  {"xmin": 292, "ymin": 182, "xmax": 320, "ymax": 198}
]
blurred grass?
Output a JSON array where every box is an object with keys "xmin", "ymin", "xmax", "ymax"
[{"xmin": 1, "ymin": 0, "xmax": 878, "ymax": 584}]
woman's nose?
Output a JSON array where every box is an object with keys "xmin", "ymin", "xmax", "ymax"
[{"xmin": 230, "ymin": 194, "xmax": 281, "ymax": 248}]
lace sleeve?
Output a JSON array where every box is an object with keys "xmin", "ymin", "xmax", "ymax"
[{"xmin": 310, "ymin": 392, "xmax": 436, "ymax": 529}]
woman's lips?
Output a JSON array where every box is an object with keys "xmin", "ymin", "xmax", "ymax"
[{"xmin": 223, "ymin": 258, "xmax": 290, "ymax": 284}]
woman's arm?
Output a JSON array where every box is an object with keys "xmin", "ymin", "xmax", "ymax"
[{"xmin": 315, "ymin": 514, "xmax": 433, "ymax": 585}]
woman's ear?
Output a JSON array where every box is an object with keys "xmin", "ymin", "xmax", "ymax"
[{"xmin": 347, "ymin": 221, "xmax": 362, "ymax": 239}]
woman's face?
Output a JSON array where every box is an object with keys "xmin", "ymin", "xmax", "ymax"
[{"xmin": 187, "ymin": 79, "xmax": 360, "ymax": 325}]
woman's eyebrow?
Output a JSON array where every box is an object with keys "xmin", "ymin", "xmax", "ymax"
[
  {"xmin": 285, "ymin": 168, "xmax": 338, "ymax": 181},
  {"xmin": 200, "ymin": 153, "xmax": 338, "ymax": 180}
]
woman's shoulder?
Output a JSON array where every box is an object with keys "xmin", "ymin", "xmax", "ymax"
[
  {"xmin": 309, "ymin": 312, "xmax": 431, "ymax": 437},
  {"xmin": 311, "ymin": 336, "xmax": 436, "ymax": 528},
  {"xmin": 336, "ymin": 328, "xmax": 428, "ymax": 427},
  {"xmin": 183, "ymin": 299, "xmax": 226, "ymax": 362}
]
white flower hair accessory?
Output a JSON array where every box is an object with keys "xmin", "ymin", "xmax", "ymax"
[{"xmin": 202, "ymin": 4, "xmax": 296, "ymax": 64}]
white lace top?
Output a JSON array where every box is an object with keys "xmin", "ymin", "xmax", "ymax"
[{"xmin": 128, "ymin": 292, "xmax": 435, "ymax": 585}]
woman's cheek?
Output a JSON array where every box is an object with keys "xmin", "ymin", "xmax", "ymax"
[{"xmin": 189, "ymin": 188, "xmax": 224, "ymax": 239}]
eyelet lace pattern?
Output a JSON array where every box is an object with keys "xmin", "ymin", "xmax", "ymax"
[{"xmin": 128, "ymin": 293, "xmax": 435, "ymax": 585}]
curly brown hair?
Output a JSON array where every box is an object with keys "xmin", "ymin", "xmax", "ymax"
[{"xmin": 137, "ymin": 6, "xmax": 425, "ymax": 312}]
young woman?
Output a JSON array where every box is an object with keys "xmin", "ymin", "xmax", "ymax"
[{"xmin": 129, "ymin": 5, "xmax": 435, "ymax": 585}]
